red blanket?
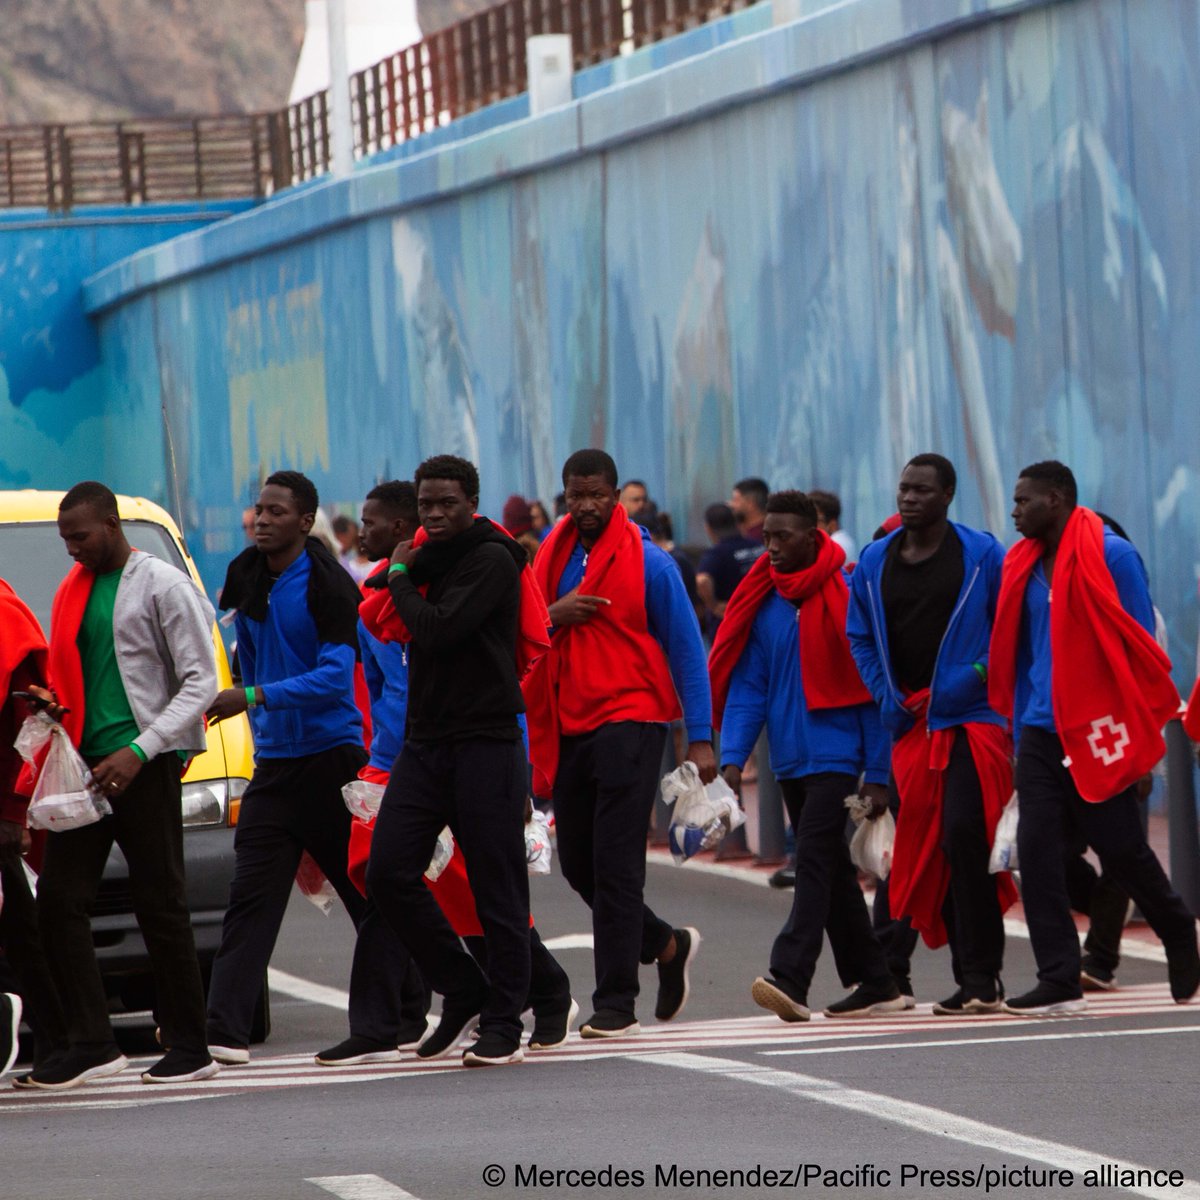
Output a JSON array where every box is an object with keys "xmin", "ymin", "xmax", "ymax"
[
  {"xmin": 523, "ymin": 503, "xmax": 680, "ymax": 796},
  {"xmin": 358, "ymin": 519, "xmax": 550, "ymax": 680},
  {"xmin": 46, "ymin": 563, "xmax": 95, "ymax": 747},
  {"xmin": 989, "ymin": 507, "xmax": 1179, "ymax": 802},
  {"xmin": 708, "ymin": 531, "xmax": 870, "ymax": 728},
  {"xmin": 1183, "ymin": 677, "xmax": 1200, "ymax": 742},
  {"xmin": 0, "ymin": 579, "xmax": 50, "ymax": 822},
  {"xmin": 888, "ymin": 691, "xmax": 1017, "ymax": 947}
]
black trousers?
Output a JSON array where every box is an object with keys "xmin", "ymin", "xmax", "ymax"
[
  {"xmin": 366, "ymin": 738, "xmax": 531, "ymax": 1043},
  {"xmin": 1016, "ymin": 725, "xmax": 1195, "ymax": 994},
  {"xmin": 1064, "ymin": 854, "xmax": 1129, "ymax": 974},
  {"xmin": 207, "ymin": 743, "xmax": 415, "ymax": 1046},
  {"xmin": 0, "ymin": 852, "xmax": 68, "ymax": 1064},
  {"xmin": 38, "ymin": 754, "xmax": 208, "ymax": 1055},
  {"xmin": 464, "ymin": 926, "xmax": 571, "ymax": 1016},
  {"xmin": 553, "ymin": 722, "xmax": 674, "ymax": 1018},
  {"xmin": 771, "ymin": 774, "xmax": 891, "ymax": 1001}
]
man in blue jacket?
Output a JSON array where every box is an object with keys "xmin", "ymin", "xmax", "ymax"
[
  {"xmin": 847, "ymin": 454, "xmax": 1013, "ymax": 1014},
  {"xmin": 205, "ymin": 471, "xmax": 409, "ymax": 1062},
  {"xmin": 712, "ymin": 491, "xmax": 901, "ymax": 1020}
]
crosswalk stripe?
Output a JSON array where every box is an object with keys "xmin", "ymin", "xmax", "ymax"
[{"xmin": 307, "ymin": 1174, "xmax": 422, "ymax": 1199}]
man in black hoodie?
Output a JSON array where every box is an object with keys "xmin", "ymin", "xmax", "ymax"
[{"xmin": 366, "ymin": 456, "xmax": 535, "ymax": 1068}]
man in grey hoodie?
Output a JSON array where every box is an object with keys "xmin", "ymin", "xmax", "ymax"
[{"xmin": 24, "ymin": 481, "xmax": 219, "ymax": 1089}]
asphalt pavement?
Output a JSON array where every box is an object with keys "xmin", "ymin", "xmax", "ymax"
[{"xmin": 5, "ymin": 856, "xmax": 1200, "ymax": 1200}]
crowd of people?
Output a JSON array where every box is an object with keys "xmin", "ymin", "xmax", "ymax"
[{"xmin": 1, "ymin": 447, "xmax": 1198, "ymax": 1089}]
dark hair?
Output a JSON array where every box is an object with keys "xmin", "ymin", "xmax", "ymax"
[
  {"xmin": 652, "ymin": 512, "xmax": 675, "ymax": 541},
  {"xmin": 704, "ymin": 503, "xmax": 738, "ymax": 535},
  {"xmin": 562, "ymin": 449, "xmax": 618, "ymax": 489},
  {"xmin": 622, "ymin": 479, "xmax": 647, "ymax": 492},
  {"xmin": 765, "ymin": 490, "xmax": 818, "ymax": 526},
  {"xmin": 807, "ymin": 489, "xmax": 841, "ymax": 522},
  {"xmin": 732, "ymin": 477, "xmax": 769, "ymax": 512},
  {"xmin": 1019, "ymin": 460, "xmax": 1078, "ymax": 507},
  {"xmin": 904, "ymin": 453, "xmax": 957, "ymax": 493},
  {"xmin": 265, "ymin": 470, "xmax": 319, "ymax": 515},
  {"xmin": 60, "ymin": 480, "xmax": 118, "ymax": 519},
  {"xmin": 331, "ymin": 514, "xmax": 357, "ymax": 535},
  {"xmin": 1094, "ymin": 511, "xmax": 1131, "ymax": 543},
  {"xmin": 414, "ymin": 455, "xmax": 480, "ymax": 501},
  {"xmin": 366, "ymin": 479, "xmax": 418, "ymax": 524}
]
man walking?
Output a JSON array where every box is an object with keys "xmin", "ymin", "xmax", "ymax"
[
  {"xmin": 847, "ymin": 454, "xmax": 1015, "ymax": 1014},
  {"xmin": 524, "ymin": 449, "xmax": 713, "ymax": 1039},
  {"xmin": 365, "ymin": 456, "xmax": 548, "ymax": 1068},
  {"xmin": 989, "ymin": 460, "xmax": 1199, "ymax": 1013},
  {"xmin": 29, "ymin": 482, "xmax": 218, "ymax": 1087},
  {"xmin": 710, "ymin": 491, "xmax": 902, "ymax": 1020},
  {"xmin": 206, "ymin": 471, "xmax": 406, "ymax": 1062}
]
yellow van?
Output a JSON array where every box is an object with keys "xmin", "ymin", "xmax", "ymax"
[{"xmin": 0, "ymin": 492, "xmax": 268, "ymax": 1038}]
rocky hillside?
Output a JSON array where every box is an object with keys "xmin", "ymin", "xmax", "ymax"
[{"xmin": 0, "ymin": 0, "xmax": 495, "ymax": 126}]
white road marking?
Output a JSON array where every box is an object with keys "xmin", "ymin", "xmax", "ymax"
[
  {"xmin": 268, "ymin": 968, "xmax": 350, "ymax": 1010},
  {"xmin": 308, "ymin": 1175, "xmax": 422, "ymax": 1200},
  {"xmin": 541, "ymin": 933, "xmax": 594, "ymax": 950},
  {"xmin": 649, "ymin": 1052, "xmax": 1200, "ymax": 1200},
  {"xmin": 762, "ymin": 1022, "xmax": 1200, "ymax": 1056}
]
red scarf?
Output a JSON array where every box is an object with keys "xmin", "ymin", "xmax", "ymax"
[
  {"xmin": 358, "ymin": 518, "xmax": 550, "ymax": 680},
  {"xmin": 989, "ymin": 507, "xmax": 1179, "ymax": 802},
  {"xmin": 0, "ymin": 580, "xmax": 50, "ymax": 817},
  {"xmin": 888, "ymin": 691, "xmax": 1017, "ymax": 946},
  {"xmin": 708, "ymin": 531, "xmax": 871, "ymax": 728},
  {"xmin": 46, "ymin": 563, "xmax": 95, "ymax": 748},
  {"xmin": 523, "ymin": 503, "xmax": 680, "ymax": 797},
  {"xmin": 1184, "ymin": 678, "xmax": 1200, "ymax": 742}
]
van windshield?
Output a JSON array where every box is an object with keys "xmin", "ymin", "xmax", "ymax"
[{"xmin": 0, "ymin": 521, "xmax": 188, "ymax": 631}]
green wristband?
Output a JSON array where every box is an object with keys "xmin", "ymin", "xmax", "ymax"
[
  {"xmin": 972, "ymin": 662, "xmax": 988, "ymax": 682},
  {"xmin": 245, "ymin": 686, "xmax": 256, "ymax": 707},
  {"xmin": 128, "ymin": 743, "xmax": 148, "ymax": 763},
  {"xmin": 388, "ymin": 562, "xmax": 409, "ymax": 576}
]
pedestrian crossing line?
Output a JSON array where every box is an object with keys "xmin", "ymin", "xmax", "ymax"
[{"xmin": 1, "ymin": 985, "xmax": 1193, "ymax": 1113}]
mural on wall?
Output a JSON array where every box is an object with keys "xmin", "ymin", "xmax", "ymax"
[{"xmin": 6, "ymin": 0, "xmax": 1200, "ymax": 675}]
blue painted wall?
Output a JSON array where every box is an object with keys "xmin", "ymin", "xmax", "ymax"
[
  {"xmin": 12, "ymin": 0, "xmax": 1200, "ymax": 681},
  {"xmin": 0, "ymin": 202, "xmax": 253, "ymax": 492}
]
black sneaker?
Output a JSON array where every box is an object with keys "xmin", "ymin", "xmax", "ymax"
[
  {"xmin": 416, "ymin": 1003, "xmax": 482, "ymax": 1060},
  {"xmin": 933, "ymin": 979, "xmax": 1004, "ymax": 1016},
  {"xmin": 768, "ymin": 866, "xmax": 796, "ymax": 889},
  {"xmin": 579, "ymin": 1009, "xmax": 640, "ymax": 1038},
  {"xmin": 207, "ymin": 1042, "xmax": 249, "ymax": 1065},
  {"xmin": 141, "ymin": 1049, "xmax": 220, "ymax": 1084},
  {"xmin": 528, "ymin": 999, "xmax": 579, "ymax": 1050},
  {"xmin": 1080, "ymin": 963, "xmax": 1118, "ymax": 992},
  {"xmin": 1166, "ymin": 936, "xmax": 1200, "ymax": 1004},
  {"xmin": 823, "ymin": 981, "xmax": 906, "ymax": 1018},
  {"xmin": 1, "ymin": 994, "xmax": 20, "ymax": 1077},
  {"xmin": 315, "ymin": 1035, "xmax": 402, "ymax": 1066},
  {"xmin": 750, "ymin": 976, "xmax": 810, "ymax": 1022},
  {"xmin": 931, "ymin": 988, "xmax": 966, "ymax": 1015},
  {"xmin": 1003, "ymin": 985, "xmax": 1087, "ymax": 1016},
  {"xmin": 655, "ymin": 927, "xmax": 701, "ymax": 1022},
  {"xmin": 24, "ymin": 1046, "xmax": 128, "ymax": 1091},
  {"xmin": 892, "ymin": 974, "xmax": 917, "ymax": 1010},
  {"xmin": 462, "ymin": 1032, "xmax": 525, "ymax": 1068}
]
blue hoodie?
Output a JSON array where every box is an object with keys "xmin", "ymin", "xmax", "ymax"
[
  {"xmin": 847, "ymin": 522, "xmax": 1005, "ymax": 737},
  {"xmin": 235, "ymin": 552, "xmax": 362, "ymax": 759},
  {"xmin": 720, "ymin": 590, "xmax": 890, "ymax": 783},
  {"xmin": 359, "ymin": 616, "xmax": 407, "ymax": 773}
]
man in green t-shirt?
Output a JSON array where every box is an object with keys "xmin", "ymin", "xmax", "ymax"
[{"xmin": 25, "ymin": 482, "xmax": 220, "ymax": 1089}]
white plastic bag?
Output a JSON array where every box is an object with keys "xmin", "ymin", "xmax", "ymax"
[
  {"xmin": 294, "ymin": 850, "xmax": 337, "ymax": 916},
  {"xmin": 660, "ymin": 762, "xmax": 745, "ymax": 863},
  {"xmin": 425, "ymin": 826, "xmax": 455, "ymax": 882},
  {"xmin": 526, "ymin": 809, "xmax": 553, "ymax": 876},
  {"xmin": 844, "ymin": 793, "xmax": 894, "ymax": 880},
  {"xmin": 342, "ymin": 778, "xmax": 385, "ymax": 822},
  {"xmin": 16, "ymin": 714, "xmax": 112, "ymax": 832},
  {"xmin": 988, "ymin": 793, "xmax": 1020, "ymax": 874}
]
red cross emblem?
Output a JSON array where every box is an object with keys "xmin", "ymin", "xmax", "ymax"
[{"xmin": 1086, "ymin": 715, "xmax": 1130, "ymax": 765}]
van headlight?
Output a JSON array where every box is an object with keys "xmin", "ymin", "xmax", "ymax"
[{"xmin": 182, "ymin": 779, "xmax": 249, "ymax": 829}]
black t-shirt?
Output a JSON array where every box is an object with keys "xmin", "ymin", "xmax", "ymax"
[
  {"xmin": 881, "ymin": 525, "xmax": 964, "ymax": 693},
  {"xmin": 698, "ymin": 535, "xmax": 764, "ymax": 601}
]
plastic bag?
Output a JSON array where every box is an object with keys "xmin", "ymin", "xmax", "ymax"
[
  {"xmin": 342, "ymin": 778, "xmax": 385, "ymax": 822},
  {"xmin": 294, "ymin": 850, "xmax": 337, "ymax": 915},
  {"xmin": 16, "ymin": 714, "xmax": 112, "ymax": 832},
  {"xmin": 988, "ymin": 793, "xmax": 1019, "ymax": 874},
  {"xmin": 526, "ymin": 808, "xmax": 553, "ymax": 876},
  {"xmin": 425, "ymin": 826, "xmax": 455, "ymax": 882},
  {"xmin": 660, "ymin": 762, "xmax": 745, "ymax": 863},
  {"xmin": 844, "ymin": 792, "xmax": 894, "ymax": 880}
]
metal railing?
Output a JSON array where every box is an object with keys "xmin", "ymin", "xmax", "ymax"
[{"xmin": 1, "ymin": 0, "xmax": 749, "ymax": 208}]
